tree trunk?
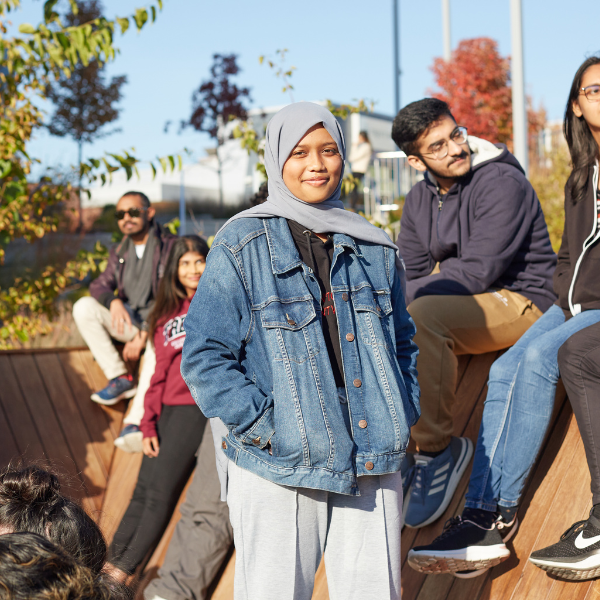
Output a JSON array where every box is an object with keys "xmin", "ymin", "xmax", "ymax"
[{"xmin": 77, "ymin": 140, "xmax": 83, "ymax": 232}]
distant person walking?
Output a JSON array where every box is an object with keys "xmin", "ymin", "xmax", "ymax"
[
  {"xmin": 348, "ymin": 130, "xmax": 372, "ymax": 208},
  {"xmin": 73, "ymin": 191, "xmax": 176, "ymax": 453}
]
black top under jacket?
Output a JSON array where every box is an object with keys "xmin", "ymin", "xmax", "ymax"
[
  {"xmin": 287, "ymin": 219, "xmax": 345, "ymax": 388},
  {"xmin": 554, "ymin": 165, "xmax": 600, "ymax": 317}
]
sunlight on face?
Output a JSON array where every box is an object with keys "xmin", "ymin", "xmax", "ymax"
[
  {"xmin": 178, "ymin": 250, "xmax": 206, "ymax": 297},
  {"xmin": 282, "ymin": 124, "xmax": 343, "ymax": 204}
]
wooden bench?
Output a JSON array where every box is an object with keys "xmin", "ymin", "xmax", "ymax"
[{"xmin": 0, "ymin": 347, "xmax": 594, "ymax": 599}]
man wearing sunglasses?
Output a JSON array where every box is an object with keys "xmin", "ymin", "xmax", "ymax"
[
  {"xmin": 73, "ymin": 191, "xmax": 176, "ymax": 452},
  {"xmin": 391, "ymin": 98, "xmax": 557, "ymax": 529}
]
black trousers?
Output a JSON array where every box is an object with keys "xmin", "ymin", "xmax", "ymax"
[
  {"xmin": 558, "ymin": 321, "xmax": 600, "ymax": 505},
  {"xmin": 109, "ymin": 404, "xmax": 207, "ymax": 574}
]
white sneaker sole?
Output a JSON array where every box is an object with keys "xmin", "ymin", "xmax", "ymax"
[
  {"xmin": 90, "ymin": 387, "xmax": 137, "ymax": 406},
  {"xmin": 114, "ymin": 431, "xmax": 144, "ymax": 453},
  {"xmin": 453, "ymin": 517, "xmax": 519, "ymax": 579},
  {"xmin": 529, "ymin": 554, "xmax": 600, "ymax": 581},
  {"xmin": 406, "ymin": 437, "xmax": 474, "ymax": 529},
  {"xmin": 408, "ymin": 543, "xmax": 510, "ymax": 574}
]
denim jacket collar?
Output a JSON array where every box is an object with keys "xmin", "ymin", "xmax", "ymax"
[{"xmin": 264, "ymin": 218, "xmax": 362, "ymax": 275}]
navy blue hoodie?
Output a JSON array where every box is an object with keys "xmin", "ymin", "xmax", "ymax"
[{"xmin": 397, "ymin": 136, "xmax": 557, "ymax": 312}]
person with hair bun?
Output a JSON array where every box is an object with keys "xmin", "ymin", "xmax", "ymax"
[
  {"xmin": 0, "ymin": 465, "xmax": 107, "ymax": 575},
  {"xmin": 0, "ymin": 532, "xmax": 127, "ymax": 600}
]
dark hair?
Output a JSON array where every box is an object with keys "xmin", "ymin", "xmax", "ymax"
[
  {"xmin": 359, "ymin": 130, "xmax": 370, "ymax": 143},
  {"xmin": 0, "ymin": 466, "xmax": 107, "ymax": 575},
  {"xmin": 564, "ymin": 55, "xmax": 600, "ymax": 203},
  {"xmin": 120, "ymin": 191, "xmax": 151, "ymax": 208},
  {"xmin": 391, "ymin": 98, "xmax": 454, "ymax": 155},
  {"xmin": 0, "ymin": 532, "xmax": 114, "ymax": 600},
  {"xmin": 249, "ymin": 181, "xmax": 269, "ymax": 206},
  {"xmin": 147, "ymin": 235, "xmax": 209, "ymax": 337}
]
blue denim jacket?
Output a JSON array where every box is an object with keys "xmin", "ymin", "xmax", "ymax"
[{"xmin": 181, "ymin": 217, "xmax": 420, "ymax": 495}]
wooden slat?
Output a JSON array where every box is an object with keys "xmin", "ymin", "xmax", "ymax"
[
  {"xmin": 58, "ymin": 351, "xmax": 115, "ymax": 473},
  {"xmin": 77, "ymin": 350, "xmax": 125, "ymax": 440},
  {"xmin": 99, "ymin": 449, "xmax": 144, "ymax": 542},
  {"xmin": 0, "ymin": 401, "xmax": 21, "ymax": 466},
  {"xmin": 34, "ymin": 353, "xmax": 108, "ymax": 513},
  {"xmin": 210, "ymin": 552, "xmax": 236, "ymax": 600},
  {"xmin": 0, "ymin": 355, "xmax": 45, "ymax": 460},
  {"xmin": 7, "ymin": 354, "xmax": 93, "ymax": 511}
]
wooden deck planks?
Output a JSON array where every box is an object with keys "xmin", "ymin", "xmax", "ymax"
[{"xmin": 2, "ymin": 346, "xmax": 599, "ymax": 600}]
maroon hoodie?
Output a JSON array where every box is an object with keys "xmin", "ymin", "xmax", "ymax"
[{"xmin": 140, "ymin": 297, "xmax": 196, "ymax": 438}]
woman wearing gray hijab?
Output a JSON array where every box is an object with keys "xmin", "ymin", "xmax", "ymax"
[{"xmin": 181, "ymin": 102, "xmax": 420, "ymax": 600}]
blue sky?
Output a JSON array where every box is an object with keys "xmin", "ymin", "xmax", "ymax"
[{"xmin": 16, "ymin": 0, "xmax": 600, "ymax": 171}]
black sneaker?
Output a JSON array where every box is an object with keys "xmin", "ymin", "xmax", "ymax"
[
  {"xmin": 407, "ymin": 514, "xmax": 511, "ymax": 574},
  {"xmin": 453, "ymin": 514, "xmax": 519, "ymax": 578},
  {"xmin": 529, "ymin": 510, "xmax": 600, "ymax": 580}
]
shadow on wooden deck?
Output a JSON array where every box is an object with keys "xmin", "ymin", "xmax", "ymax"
[{"xmin": 0, "ymin": 347, "xmax": 594, "ymax": 600}]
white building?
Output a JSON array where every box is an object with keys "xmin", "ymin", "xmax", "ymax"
[{"xmin": 87, "ymin": 101, "xmax": 397, "ymax": 214}]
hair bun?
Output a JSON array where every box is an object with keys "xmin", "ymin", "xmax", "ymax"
[{"xmin": 0, "ymin": 466, "xmax": 61, "ymax": 504}]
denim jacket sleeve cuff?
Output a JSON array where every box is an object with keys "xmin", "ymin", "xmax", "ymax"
[{"xmin": 239, "ymin": 406, "xmax": 275, "ymax": 449}]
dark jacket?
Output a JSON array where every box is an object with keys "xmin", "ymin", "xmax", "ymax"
[
  {"xmin": 397, "ymin": 136, "xmax": 557, "ymax": 312},
  {"xmin": 554, "ymin": 163, "xmax": 600, "ymax": 316},
  {"xmin": 140, "ymin": 298, "xmax": 195, "ymax": 439},
  {"xmin": 89, "ymin": 220, "xmax": 177, "ymax": 329}
]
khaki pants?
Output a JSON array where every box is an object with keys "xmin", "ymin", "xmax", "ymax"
[
  {"xmin": 73, "ymin": 296, "xmax": 155, "ymax": 425},
  {"xmin": 408, "ymin": 289, "xmax": 543, "ymax": 452}
]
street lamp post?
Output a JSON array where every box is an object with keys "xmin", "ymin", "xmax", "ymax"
[
  {"xmin": 442, "ymin": 0, "xmax": 451, "ymax": 61},
  {"xmin": 510, "ymin": 0, "xmax": 528, "ymax": 175},
  {"xmin": 393, "ymin": 0, "xmax": 401, "ymax": 114}
]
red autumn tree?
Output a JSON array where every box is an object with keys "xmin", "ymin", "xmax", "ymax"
[{"xmin": 429, "ymin": 37, "xmax": 545, "ymax": 151}]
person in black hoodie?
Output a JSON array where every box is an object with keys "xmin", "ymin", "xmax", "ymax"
[
  {"xmin": 527, "ymin": 56, "xmax": 600, "ymax": 581},
  {"xmin": 408, "ymin": 62, "xmax": 600, "ymax": 578},
  {"xmin": 392, "ymin": 98, "xmax": 557, "ymax": 531}
]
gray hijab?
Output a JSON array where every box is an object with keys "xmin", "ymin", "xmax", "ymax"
[{"xmin": 224, "ymin": 102, "xmax": 402, "ymax": 257}]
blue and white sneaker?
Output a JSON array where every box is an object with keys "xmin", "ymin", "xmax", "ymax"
[
  {"xmin": 401, "ymin": 453, "xmax": 415, "ymax": 527},
  {"xmin": 114, "ymin": 424, "xmax": 144, "ymax": 453},
  {"xmin": 90, "ymin": 374, "xmax": 136, "ymax": 406},
  {"xmin": 404, "ymin": 436, "xmax": 473, "ymax": 529}
]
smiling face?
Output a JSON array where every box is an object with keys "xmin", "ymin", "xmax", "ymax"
[
  {"xmin": 178, "ymin": 250, "xmax": 206, "ymax": 298},
  {"xmin": 116, "ymin": 193, "xmax": 154, "ymax": 238},
  {"xmin": 282, "ymin": 124, "xmax": 343, "ymax": 204},
  {"xmin": 573, "ymin": 63, "xmax": 600, "ymax": 138}
]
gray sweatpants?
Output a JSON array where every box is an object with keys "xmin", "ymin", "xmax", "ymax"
[
  {"xmin": 227, "ymin": 460, "xmax": 403, "ymax": 600},
  {"xmin": 144, "ymin": 423, "xmax": 233, "ymax": 600}
]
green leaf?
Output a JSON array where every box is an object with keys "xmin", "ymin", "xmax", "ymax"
[
  {"xmin": 157, "ymin": 0, "xmax": 163, "ymax": 9},
  {"xmin": 133, "ymin": 8, "xmax": 148, "ymax": 30},
  {"xmin": 18, "ymin": 23, "xmax": 36, "ymax": 34},
  {"xmin": 43, "ymin": 0, "xmax": 59, "ymax": 23},
  {"xmin": 117, "ymin": 17, "xmax": 129, "ymax": 34},
  {"xmin": 150, "ymin": 6, "xmax": 157, "ymax": 22}
]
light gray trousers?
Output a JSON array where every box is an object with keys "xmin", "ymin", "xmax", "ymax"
[{"xmin": 227, "ymin": 461, "xmax": 403, "ymax": 600}]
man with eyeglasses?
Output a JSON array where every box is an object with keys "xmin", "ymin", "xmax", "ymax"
[
  {"xmin": 391, "ymin": 98, "xmax": 557, "ymax": 529},
  {"xmin": 73, "ymin": 191, "xmax": 176, "ymax": 452}
]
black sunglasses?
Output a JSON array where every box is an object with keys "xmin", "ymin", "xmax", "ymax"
[{"xmin": 115, "ymin": 207, "xmax": 147, "ymax": 220}]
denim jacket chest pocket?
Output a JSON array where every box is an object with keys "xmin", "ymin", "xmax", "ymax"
[
  {"xmin": 260, "ymin": 298, "xmax": 321, "ymax": 364},
  {"xmin": 351, "ymin": 286, "xmax": 394, "ymax": 348}
]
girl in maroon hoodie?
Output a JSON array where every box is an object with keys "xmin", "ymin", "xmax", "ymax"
[{"xmin": 106, "ymin": 235, "xmax": 209, "ymax": 582}]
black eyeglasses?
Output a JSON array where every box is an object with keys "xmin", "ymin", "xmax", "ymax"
[
  {"xmin": 580, "ymin": 84, "xmax": 600, "ymax": 103},
  {"xmin": 420, "ymin": 126, "xmax": 468, "ymax": 160},
  {"xmin": 115, "ymin": 207, "xmax": 147, "ymax": 220}
]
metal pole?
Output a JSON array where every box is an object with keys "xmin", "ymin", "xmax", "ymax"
[
  {"xmin": 510, "ymin": 0, "xmax": 528, "ymax": 175},
  {"xmin": 442, "ymin": 0, "xmax": 451, "ymax": 61},
  {"xmin": 179, "ymin": 166, "xmax": 186, "ymax": 235},
  {"xmin": 393, "ymin": 0, "xmax": 400, "ymax": 114}
]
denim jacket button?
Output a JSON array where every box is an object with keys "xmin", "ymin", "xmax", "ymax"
[
  {"xmin": 365, "ymin": 461, "xmax": 374, "ymax": 470},
  {"xmin": 345, "ymin": 333, "xmax": 355, "ymax": 342},
  {"xmin": 221, "ymin": 440, "xmax": 227, "ymax": 450},
  {"xmin": 353, "ymin": 378, "xmax": 362, "ymax": 388},
  {"xmin": 342, "ymin": 293, "xmax": 349, "ymax": 301},
  {"xmin": 359, "ymin": 420, "xmax": 367, "ymax": 429},
  {"xmin": 252, "ymin": 437, "xmax": 261, "ymax": 445}
]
